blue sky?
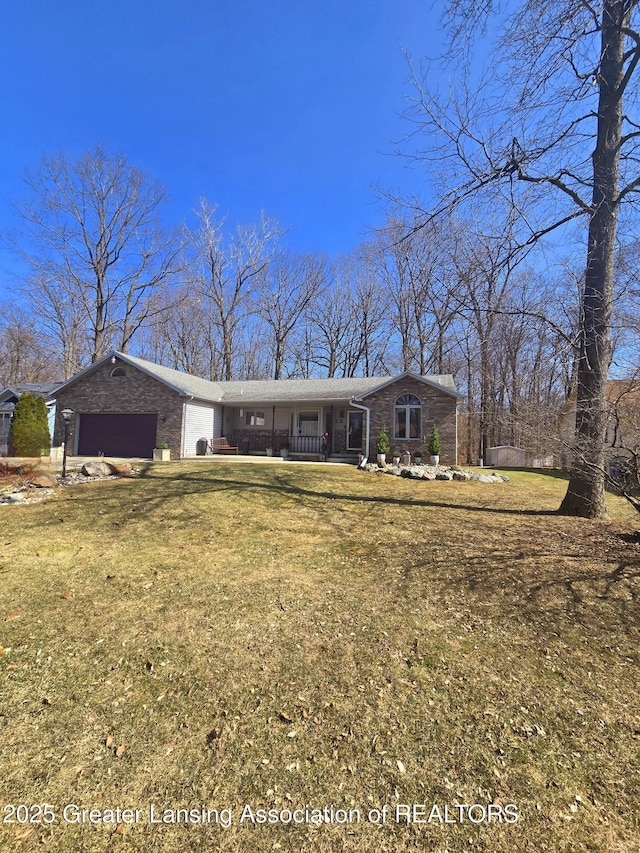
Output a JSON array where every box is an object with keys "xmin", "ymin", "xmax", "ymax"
[{"xmin": 0, "ymin": 0, "xmax": 448, "ymax": 297}]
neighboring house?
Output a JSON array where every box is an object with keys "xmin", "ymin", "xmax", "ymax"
[
  {"xmin": 52, "ymin": 351, "xmax": 464, "ymax": 463},
  {"xmin": 0, "ymin": 382, "xmax": 61, "ymax": 457},
  {"xmin": 558, "ymin": 379, "xmax": 640, "ymax": 476}
]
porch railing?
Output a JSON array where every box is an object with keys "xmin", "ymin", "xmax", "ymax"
[
  {"xmin": 232, "ymin": 431, "xmax": 288, "ymax": 454},
  {"xmin": 231, "ymin": 431, "xmax": 323, "ymax": 455},
  {"xmin": 290, "ymin": 435, "xmax": 322, "ymax": 454}
]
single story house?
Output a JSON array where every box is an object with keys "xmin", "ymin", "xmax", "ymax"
[
  {"xmin": 52, "ymin": 351, "xmax": 463, "ymax": 463},
  {"xmin": 0, "ymin": 382, "xmax": 61, "ymax": 457}
]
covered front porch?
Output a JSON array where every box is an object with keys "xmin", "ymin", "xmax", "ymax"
[{"xmin": 221, "ymin": 403, "xmax": 367, "ymax": 460}]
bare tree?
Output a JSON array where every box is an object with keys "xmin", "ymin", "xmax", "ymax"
[
  {"xmin": 12, "ymin": 147, "xmax": 183, "ymax": 366},
  {"xmin": 27, "ymin": 274, "xmax": 87, "ymax": 378},
  {"xmin": 401, "ymin": 0, "xmax": 640, "ymax": 518},
  {"xmin": 258, "ymin": 251, "xmax": 326, "ymax": 379},
  {"xmin": 0, "ymin": 303, "xmax": 62, "ymax": 385},
  {"xmin": 299, "ymin": 254, "xmax": 388, "ymax": 378},
  {"xmin": 375, "ymin": 214, "xmax": 459, "ymax": 374},
  {"xmin": 350, "ymin": 248, "xmax": 390, "ymax": 376},
  {"xmin": 304, "ymin": 275, "xmax": 355, "ymax": 377},
  {"xmin": 140, "ymin": 286, "xmax": 223, "ymax": 379},
  {"xmin": 191, "ymin": 200, "xmax": 282, "ymax": 380}
]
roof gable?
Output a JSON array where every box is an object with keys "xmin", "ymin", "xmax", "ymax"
[
  {"xmin": 53, "ymin": 352, "xmax": 226, "ymax": 403},
  {"xmin": 357, "ymin": 371, "xmax": 464, "ymax": 401}
]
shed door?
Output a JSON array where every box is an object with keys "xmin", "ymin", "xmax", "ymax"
[{"xmin": 77, "ymin": 413, "xmax": 157, "ymax": 458}]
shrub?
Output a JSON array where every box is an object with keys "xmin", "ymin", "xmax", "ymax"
[
  {"xmin": 11, "ymin": 393, "xmax": 50, "ymax": 457},
  {"xmin": 428, "ymin": 426, "xmax": 442, "ymax": 457},
  {"xmin": 376, "ymin": 427, "xmax": 391, "ymax": 456}
]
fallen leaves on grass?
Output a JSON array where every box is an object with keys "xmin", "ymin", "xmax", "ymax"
[{"xmin": 2, "ymin": 463, "xmax": 640, "ymax": 853}]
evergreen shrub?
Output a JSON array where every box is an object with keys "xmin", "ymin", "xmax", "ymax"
[{"xmin": 11, "ymin": 393, "xmax": 50, "ymax": 457}]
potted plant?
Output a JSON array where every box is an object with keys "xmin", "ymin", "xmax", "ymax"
[
  {"xmin": 414, "ymin": 451, "xmax": 423, "ymax": 465},
  {"xmin": 402, "ymin": 449, "xmax": 411, "ymax": 466},
  {"xmin": 321, "ymin": 431, "xmax": 329, "ymax": 462},
  {"xmin": 392, "ymin": 449, "xmax": 401, "ymax": 465},
  {"xmin": 153, "ymin": 442, "xmax": 171, "ymax": 461},
  {"xmin": 376, "ymin": 427, "xmax": 390, "ymax": 466},
  {"xmin": 280, "ymin": 442, "xmax": 290, "ymax": 460},
  {"xmin": 428, "ymin": 427, "xmax": 441, "ymax": 466}
]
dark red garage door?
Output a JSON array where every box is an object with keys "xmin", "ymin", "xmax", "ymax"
[{"xmin": 77, "ymin": 414, "xmax": 157, "ymax": 458}]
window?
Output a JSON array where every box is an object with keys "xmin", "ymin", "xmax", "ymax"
[
  {"xmin": 0, "ymin": 412, "xmax": 11, "ymax": 445},
  {"xmin": 394, "ymin": 394, "xmax": 421, "ymax": 440},
  {"xmin": 245, "ymin": 411, "xmax": 265, "ymax": 426},
  {"xmin": 110, "ymin": 367, "xmax": 126, "ymax": 378}
]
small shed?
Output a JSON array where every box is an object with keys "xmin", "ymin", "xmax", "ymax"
[{"xmin": 487, "ymin": 445, "xmax": 526, "ymax": 467}]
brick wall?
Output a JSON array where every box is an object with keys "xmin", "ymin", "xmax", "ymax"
[
  {"xmin": 54, "ymin": 358, "xmax": 184, "ymax": 459},
  {"xmin": 363, "ymin": 377, "xmax": 458, "ymax": 464}
]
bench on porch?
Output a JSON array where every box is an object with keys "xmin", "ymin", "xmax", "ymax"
[{"xmin": 208, "ymin": 437, "xmax": 238, "ymax": 455}]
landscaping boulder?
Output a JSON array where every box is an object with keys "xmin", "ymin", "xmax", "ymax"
[
  {"xmin": 29, "ymin": 473, "xmax": 58, "ymax": 489},
  {"xmin": 435, "ymin": 471, "xmax": 453, "ymax": 481},
  {"xmin": 106, "ymin": 461, "xmax": 134, "ymax": 477},
  {"xmin": 452, "ymin": 470, "xmax": 471, "ymax": 481},
  {"xmin": 3, "ymin": 492, "xmax": 27, "ymax": 503},
  {"xmin": 400, "ymin": 467, "xmax": 418, "ymax": 479},
  {"xmin": 81, "ymin": 461, "xmax": 114, "ymax": 478}
]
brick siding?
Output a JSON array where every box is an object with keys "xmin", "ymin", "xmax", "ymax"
[
  {"xmin": 363, "ymin": 377, "xmax": 458, "ymax": 464},
  {"xmin": 54, "ymin": 358, "xmax": 184, "ymax": 459}
]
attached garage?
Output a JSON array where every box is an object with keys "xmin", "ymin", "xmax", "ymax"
[
  {"xmin": 52, "ymin": 352, "xmax": 224, "ymax": 461},
  {"xmin": 182, "ymin": 401, "xmax": 222, "ymax": 456},
  {"xmin": 76, "ymin": 413, "xmax": 158, "ymax": 458}
]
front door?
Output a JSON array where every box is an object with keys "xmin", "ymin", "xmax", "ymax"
[
  {"xmin": 347, "ymin": 411, "xmax": 363, "ymax": 450},
  {"xmin": 291, "ymin": 410, "xmax": 320, "ymax": 452},
  {"xmin": 297, "ymin": 411, "xmax": 319, "ymax": 436}
]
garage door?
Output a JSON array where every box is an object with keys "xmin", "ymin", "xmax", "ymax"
[{"xmin": 77, "ymin": 413, "xmax": 157, "ymax": 458}]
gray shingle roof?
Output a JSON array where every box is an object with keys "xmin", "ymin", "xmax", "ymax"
[
  {"xmin": 1, "ymin": 382, "xmax": 62, "ymax": 399},
  {"xmin": 58, "ymin": 351, "xmax": 462, "ymax": 404}
]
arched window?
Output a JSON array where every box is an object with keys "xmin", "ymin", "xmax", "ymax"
[
  {"xmin": 110, "ymin": 367, "xmax": 126, "ymax": 378},
  {"xmin": 394, "ymin": 393, "xmax": 421, "ymax": 440}
]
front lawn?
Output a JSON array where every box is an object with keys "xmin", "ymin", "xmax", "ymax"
[{"xmin": 1, "ymin": 462, "xmax": 639, "ymax": 852}]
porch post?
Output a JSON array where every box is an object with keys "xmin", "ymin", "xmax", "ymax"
[
  {"xmin": 329, "ymin": 405, "xmax": 333, "ymax": 454},
  {"xmin": 271, "ymin": 405, "xmax": 276, "ymax": 450}
]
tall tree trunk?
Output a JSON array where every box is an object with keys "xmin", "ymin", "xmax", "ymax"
[{"xmin": 559, "ymin": 0, "xmax": 626, "ymax": 518}]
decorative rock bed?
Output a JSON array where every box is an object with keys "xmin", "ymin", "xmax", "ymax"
[
  {"xmin": 0, "ymin": 461, "xmax": 139, "ymax": 505},
  {"xmin": 358, "ymin": 462, "xmax": 509, "ymax": 483}
]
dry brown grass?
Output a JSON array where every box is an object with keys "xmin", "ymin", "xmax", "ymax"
[{"xmin": 1, "ymin": 462, "xmax": 639, "ymax": 852}]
